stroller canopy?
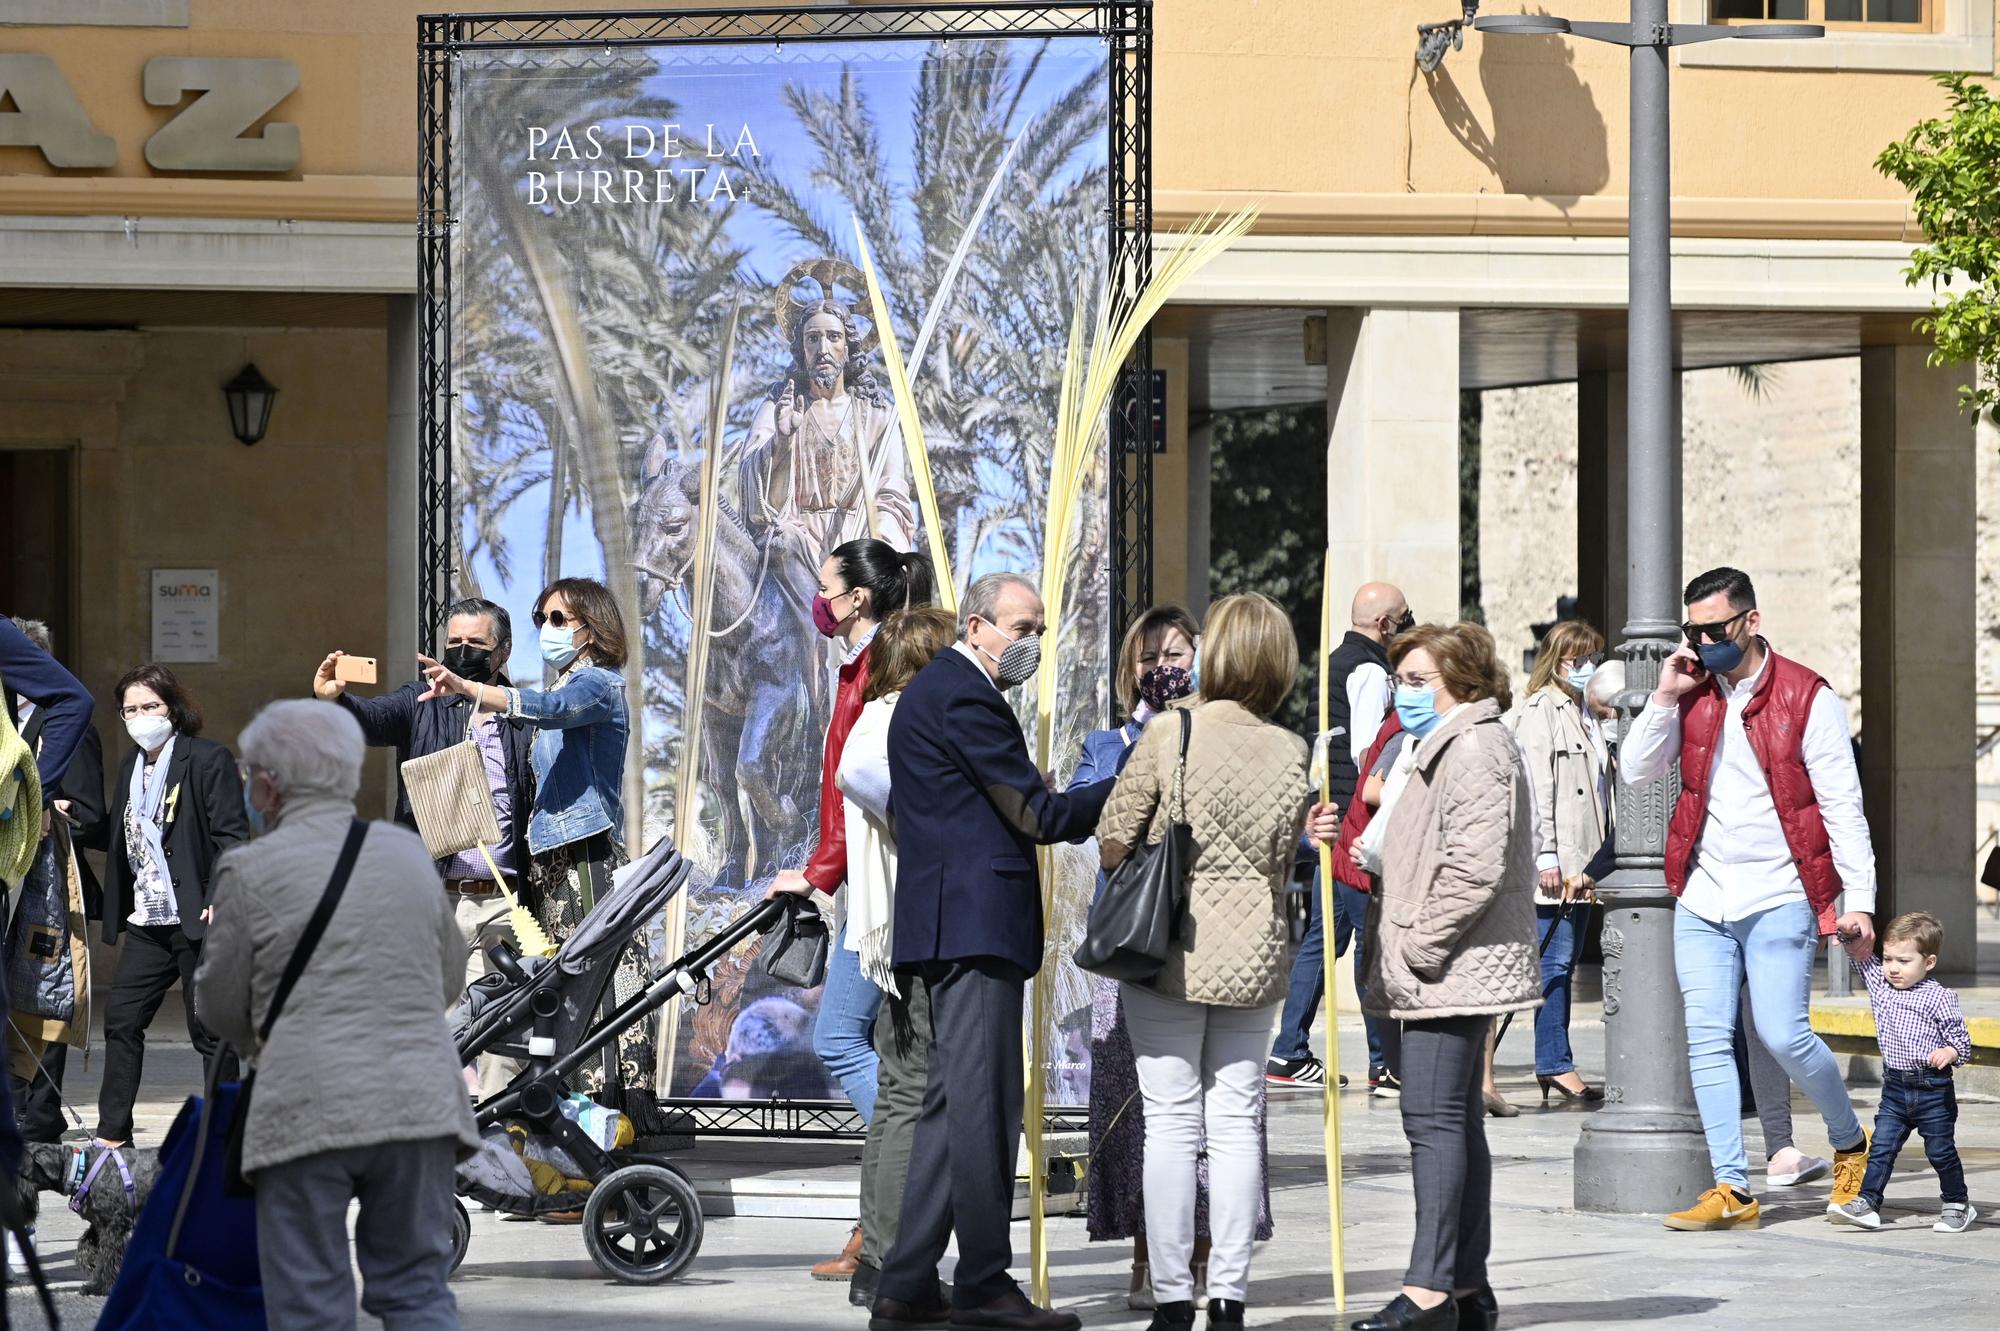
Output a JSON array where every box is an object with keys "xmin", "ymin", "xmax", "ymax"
[{"xmin": 557, "ymin": 836, "xmax": 690, "ymax": 976}]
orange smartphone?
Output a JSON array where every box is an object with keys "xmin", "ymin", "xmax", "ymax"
[{"xmin": 334, "ymin": 655, "xmax": 379, "ymax": 685}]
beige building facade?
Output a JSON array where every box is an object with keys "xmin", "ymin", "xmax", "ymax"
[{"xmin": 1, "ymin": 1, "xmax": 1992, "ymax": 962}]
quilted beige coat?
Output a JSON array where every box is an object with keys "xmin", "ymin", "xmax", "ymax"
[
  {"xmin": 1098, "ymin": 699, "xmax": 1311, "ymax": 1008},
  {"xmin": 1365, "ymin": 697, "xmax": 1540, "ymax": 1022}
]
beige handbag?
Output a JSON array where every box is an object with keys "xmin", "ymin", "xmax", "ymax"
[{"xmin": 401, "ymin": 707, "xmax": 502, "ymax": 860}]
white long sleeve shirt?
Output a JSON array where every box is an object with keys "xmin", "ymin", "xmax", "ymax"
[
  {"xmin": 1347, "ymin": 660, "xmax": 1390, "ymax": 769},
  {"xmin": 1622, "ymin": 654, "xmax": 1876, "ymax": 923}
]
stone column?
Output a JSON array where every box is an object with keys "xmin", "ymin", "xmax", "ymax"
[
  {"xmin": 1576, "ymin": 370, "xmax": 1629, "ymax": 639},
  {"xmin": 1859, "ymin": 346, "xmax": 1977, "ymax": 973},
  {"xmin": 385, "ymin": 295, "xmax": 420, "ymax": 819},
  {"xmin": 1324, "ymin": 307, "xmax": 1460, "ymax": 626}
]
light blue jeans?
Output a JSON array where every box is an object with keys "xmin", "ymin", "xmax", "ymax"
[
  {"xmin": 1673, "ymin": 899, "xmax": 1864, "ymax": 1189},
  {"xmin": 815, "ymin": 919, "xmax": 884, "ymax": 1123}
]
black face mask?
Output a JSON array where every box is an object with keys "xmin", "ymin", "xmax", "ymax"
[{"xmin": 443, "ymin": 644, "xmax": 498, "ymax": 684}]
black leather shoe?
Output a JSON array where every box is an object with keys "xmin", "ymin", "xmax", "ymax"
[
  {"xmin": 1208, "ymin": 1298, "xmax": 1246, "ymax": 1329},
  {"xmin": 947, "ymin": 1287, "xmax": 1082, "ymax": 1331},
  {"xmin": 1149, "ymin": 1301, "xmax": 1197, "ymax": 1331},
  {"xmin": 1350, "ymin": 1294, "xmax": 1458, "ymax": 1331},
  {"xmin": 1453, "ymin": 1287, "xmax": 1497, "ymax": 1331},
  {"xmin": 870, "ymin": 1293, "xmax": 953, "ymax": 1331},
  {"xmin": 850, "ymin": 1261, "xmax": 882, "ymax": 1309}
]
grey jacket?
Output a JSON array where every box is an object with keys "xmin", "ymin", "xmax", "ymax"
[
  {"xmin": 194, "ymin": 796, "xmax": 478, "ymax": 1174},
  {"xmin": 1366, "ymin": 698, "xmax": 1541, "ymax": 1022}
]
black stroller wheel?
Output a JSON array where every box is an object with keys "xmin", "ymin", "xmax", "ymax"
[
  {"xmin": 448, "ymin": 1199, "xmax": 471, "ymax": 1276},
  {"xmin": 582, "ymin": 1163, "xmax": 704, "ymax": 1285}
]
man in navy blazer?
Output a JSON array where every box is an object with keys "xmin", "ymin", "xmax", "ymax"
[{"xmin": 872, "ymin": 573, "xmax": 1113, "ymax": 1331}]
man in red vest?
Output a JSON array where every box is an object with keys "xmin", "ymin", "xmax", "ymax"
[{"xmin": 1623, "ymin": 567, "xmax": 1874, "ymax": 1232}]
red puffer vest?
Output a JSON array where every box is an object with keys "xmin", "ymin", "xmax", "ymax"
[
  {"xmin": 1331, "ymin": 712, "xmax": 1403, "ymax": 892},
  {"xmin": 1665, "ymin": 647, "xmax": 1841, "ymax": 935}
]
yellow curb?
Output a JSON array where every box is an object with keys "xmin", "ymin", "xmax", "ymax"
[{"xmin": 1810, "ymin": 1002, "xmax": 2000, "ymax": 1050}]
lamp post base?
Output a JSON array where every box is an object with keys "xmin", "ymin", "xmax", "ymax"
[{"xmin": 1572, "ymin": 876, "xmax": 1714, "ymax": 1214}]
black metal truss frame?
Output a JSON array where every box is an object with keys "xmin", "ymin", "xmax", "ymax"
[
  {"xmin": 658, "ymin": 1098, "xmax": 1091, "ymax": 1141},
  {"xmin": 416, "ymin": 2, "xmax": 1150, "ymax": 681}
]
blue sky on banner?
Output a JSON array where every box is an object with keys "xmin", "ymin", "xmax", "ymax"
[{"xmin": 466, "ymin": 36, "xmax": 1110, "ymax": 682}]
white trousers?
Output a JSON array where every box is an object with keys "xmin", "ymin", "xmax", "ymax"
[{"xmin": 1120, "ymin": 982, "xmax": 1278, "ymax": 1305}]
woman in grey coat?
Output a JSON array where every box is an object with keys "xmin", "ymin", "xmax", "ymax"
[{"xmin": 196, "ymin": 699, "xmax": 478, "ymax": 1331}]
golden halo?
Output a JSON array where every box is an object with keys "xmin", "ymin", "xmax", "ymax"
[{"xmin": 773, "ymin": 257, "xmax": 879, "ymax": 358}]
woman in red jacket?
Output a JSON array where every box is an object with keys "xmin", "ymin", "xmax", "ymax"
[{"xmin": 766, "ymin": 537, "xmax": 932, "ymax": 1278}]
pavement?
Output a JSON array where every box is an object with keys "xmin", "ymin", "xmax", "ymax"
[{"xmin": 10, "ymin": 1013, "xmax": 2000, "ymax": 1330}]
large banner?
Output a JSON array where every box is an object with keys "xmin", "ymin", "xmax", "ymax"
[{"xmin": 450, "ymin": 26, "xmax": 1114, "ymax": 1105}]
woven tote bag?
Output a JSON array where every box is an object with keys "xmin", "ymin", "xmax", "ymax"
[{"xmin": 400, "ymin": 707, "xmax": 501, "ymax": 860}]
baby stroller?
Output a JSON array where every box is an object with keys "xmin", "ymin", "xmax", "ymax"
[{"xmin": 447, "ymin": 835, "xmax": 821, "ymax": 1284}]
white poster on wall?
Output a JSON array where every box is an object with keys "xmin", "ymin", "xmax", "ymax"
[{"xmin": 150, "ymin": 569, "xmax": 219, "ymax": 664}]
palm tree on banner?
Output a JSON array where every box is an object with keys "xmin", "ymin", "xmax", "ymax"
[{"xmin": 456, "ymin": 52, "xmax": 750, "ymax": 855}]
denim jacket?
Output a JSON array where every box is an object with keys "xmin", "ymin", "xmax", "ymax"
[{"xmin": 505, "ymin": 663, "xmax": 628, "ymax": 856}]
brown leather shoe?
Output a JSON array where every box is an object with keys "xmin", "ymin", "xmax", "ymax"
[
  {"xmin": 813, "ymin": 1224, "xmax": 864, "ymax": 1280},
  {"xmin": 947, "ymin": 1287, "xmax": 1082, "ymax": 1331}
]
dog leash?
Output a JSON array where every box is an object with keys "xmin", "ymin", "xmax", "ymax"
[{"xmin": 70, "ymin": 1145, "xmax": 138, "ymax": 1218}]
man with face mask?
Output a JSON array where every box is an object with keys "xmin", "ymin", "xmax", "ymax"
[
  {"xmin": 313, "ymin": 598, "xmax": 535, "ymax": 1097},
  {"xmin": 870, "ymin": 573, "xmax": 1114, "ymax": 1331},
  {"xmin": 1623, "ymin": 567, "xmax": 1877, "ymax": 1233}
]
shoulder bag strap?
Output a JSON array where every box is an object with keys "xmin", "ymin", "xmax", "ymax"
[
  {"xmin": 258, "ymin": 819, "xmax": 368, "ymax": 1045},
  {"xmin": 1170, "ymin": 707, "xmax": 1192, "ymax": 823}
]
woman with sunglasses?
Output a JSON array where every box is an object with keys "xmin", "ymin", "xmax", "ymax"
[
  {"xmin": 1507, "ymin": 619, "xmax": 1611, "ymax": 1108},
  {"xmin": 94, "ymin": 664, "xmax": 247, "ymax": 1148},
  {"xmin": 419, "ymin": 577, "xmax": 640, "ymax": 1118}
]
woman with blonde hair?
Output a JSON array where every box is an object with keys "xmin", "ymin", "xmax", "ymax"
[
  {"xmin": 1509, "ymin": 619, "xmax": 1610, "ymax": 1105},
  {"xmin": 1097, "ymin": 592, "xmax": 1327, "ymax": 1331},
  {"xmin": 1351, "ymin": 622, "xmax": 1538, "ymax": 1331}
]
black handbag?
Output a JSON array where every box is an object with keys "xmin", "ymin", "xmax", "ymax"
[
  {"xmin": 222, "ymin": 820, "xmax": 368, "ymax": 1195},
  {"xmin": 762, "ymin": 897, "xmax": 831, "ymax": 988},
  {"xmin": 1075, "ymin": 708, "xmax": 1195, "ymax": 983},
  {"xmin": 1983, "ymin": 843, "xmax": 2000, "ymax": 891}
]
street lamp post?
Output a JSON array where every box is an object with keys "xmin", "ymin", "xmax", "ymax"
[{"xmin": 1474, "ymin": 2, "xmax": 1821, "ymax": 1214}]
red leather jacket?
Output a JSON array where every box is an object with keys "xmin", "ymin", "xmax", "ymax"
[
  {"xmin": 1331, "ymin": 713, "xmax": 1403, "ymax": 892},
  {"xmin": 1665, "ymin": 648, "xmax": 1841, "ymax": 934},
  {"xmin": 804, "ymin": 643, "xmax": 872, "ymax": 893}
]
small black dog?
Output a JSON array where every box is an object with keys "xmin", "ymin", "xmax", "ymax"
[{"xmin": 18, "ymin": 1141, "xmax": 162, "ymax": 1295}]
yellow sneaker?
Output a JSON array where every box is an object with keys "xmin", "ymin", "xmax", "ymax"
[
  {"xmin": 1663, "ymin": 1184, "xmax": 1761, "ymax": 1231},
  {"xmin": 1827, "ymin": 1133, "xmax": 1871, "ymax": 1211}
]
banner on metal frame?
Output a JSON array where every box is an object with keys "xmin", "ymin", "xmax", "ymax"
[{"xmin": 449, "ymin": 17, "xmax": 1115, "ymax": 1104}]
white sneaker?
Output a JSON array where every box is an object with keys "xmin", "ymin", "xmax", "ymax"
[
  {"xmin": 463, "ymin": 1196, "xmax": 486, "ymax": 1213},
  {"xmin": 5, "ymin": 1227, "xmax": 30, "ymax": 1277},
  {"xmin": 1767, "ymin": 1152, "xmax": 1831, "ymax": 1187},
  {"xmin": 1935, "ymin": 1203, "xmax": 1977, "ymax": 1234}
]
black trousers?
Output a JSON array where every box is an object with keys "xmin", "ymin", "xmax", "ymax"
[
  {"xmin": 877, "ymin": 956, "xmax": 1027, "ymax": 1308},
  {"xmin": 11, "ymin": 1040, "xmax": 70, "ymax": 1143},
  {"xmin": 95, "ymin": 923, "xmax": 237, "ymax": 1142}
]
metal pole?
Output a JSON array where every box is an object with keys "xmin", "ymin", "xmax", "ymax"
[{"xmin": 1572, "ymin": 0, "xmax": 1710, "ymax": 1214}]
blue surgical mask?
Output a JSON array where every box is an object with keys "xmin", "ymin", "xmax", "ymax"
[
  {"xmin": 243, "ymin": 782, "xmax": 268, "ymax": 838},
  {"xmin": 1696, "ymin": 637, "xmax": 1745, "ymax": 674},
  {"xmin": 1190, "ymin": 643, "xmax": 1202, "ymax": 696},
  {"xmin": 1566, "ymin": 664, "xmax": 1597, "ymax": 696},
  {"xmin": 540, "ymin": 624, "xmax": 581, "ymax": 670},
  {"xmin": 1395, "ymin": 684, "xmax": 1442, "ymax": 738}
]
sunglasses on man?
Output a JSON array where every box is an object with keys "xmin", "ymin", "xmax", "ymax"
[{"xmin": 1681, "ymin": 608, "xmax": 1750, "ymax": 645}]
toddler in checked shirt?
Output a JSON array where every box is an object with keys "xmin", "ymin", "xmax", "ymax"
[{"xmin": 1830, "ymin": 911, "xmax": 1977, "ymax": 1234}]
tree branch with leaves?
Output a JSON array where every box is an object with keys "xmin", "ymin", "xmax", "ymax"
[{"xmin": 1878, "ymin": 73, "xmax": 2000, "ymax": 423}]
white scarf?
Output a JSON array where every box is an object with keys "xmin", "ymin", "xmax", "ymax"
[
  {"xmin": 126, "ymin": 736, "xmax": 179, "ymax": 927},
  {"xmin": 836, "ymin": 695, "xmax": 900, "ymax": 988}
]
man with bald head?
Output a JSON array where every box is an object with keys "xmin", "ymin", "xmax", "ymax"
[{"xmin": 1267, "ymin": 581, "xmax": 1412, "ymax": 1095}]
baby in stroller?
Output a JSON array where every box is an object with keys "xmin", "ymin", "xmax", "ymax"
[{"xmin": 448, "ymin": 835, "xmax": 825, "ymax": 1284}]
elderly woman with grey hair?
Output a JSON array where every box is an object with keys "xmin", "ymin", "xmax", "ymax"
[{"xmin": 195, "ymin": 699, "xmax": 478, "ymax": 1331}]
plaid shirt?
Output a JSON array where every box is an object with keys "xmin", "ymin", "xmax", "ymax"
[{"xmin": 1850, "ymin": 953, "xmax": 1973, "ymax": 1072}]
